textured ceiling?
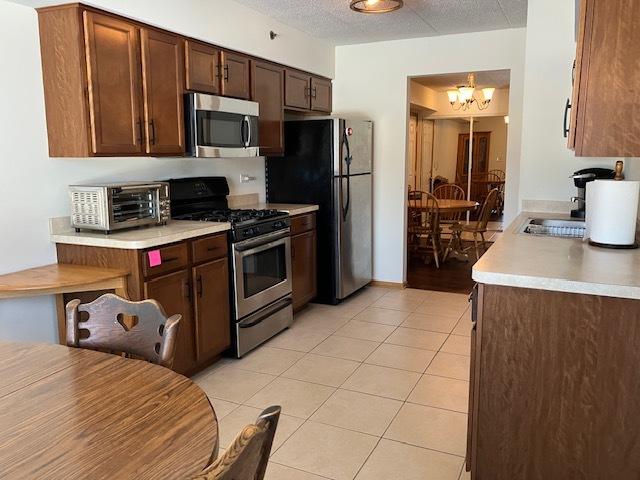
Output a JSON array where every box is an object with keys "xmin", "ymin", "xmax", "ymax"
[
  {"xmin": 413, "ymin": 69, "xmax": 511, "ymax": 91},
  {"xmin": 232, "ymin": 0, "xmax": 527, "ymax": 45}
]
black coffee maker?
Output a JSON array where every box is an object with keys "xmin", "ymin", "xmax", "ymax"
[{"xmin": 570, "ymin": 167, "xmax": 616, "ymax": 218}]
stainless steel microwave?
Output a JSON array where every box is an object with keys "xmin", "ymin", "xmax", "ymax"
[
  {"xmin": 69, "ymin": 182, "xmax": 170, "ymax": 232},
  {"xmin": 185, "ymin": 93, "xmax": 259, "ymax": 158}
]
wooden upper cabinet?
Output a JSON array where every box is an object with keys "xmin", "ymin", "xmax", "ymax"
[
  {"xmin": 83, "ymin": 11, "xmax": 144, "ymax": 155},
  {"xmin": 285, "ymin": 69, "xmax": 311, "ymax": 109},
  {"xmin": 311, "ymin": 77, "xmax": 332, "ymax": 112},
  {"xmin": 141, "ymin": 29, "xmax": 185, "ymax": 155},
  {"xmin": 251, "ymin": 60, "xmax": 284, "ymax": 155},
  {"xmin": 185, "ymin": 40, "xmax": 220, "ymax": 94},
  {"xmin": 220, "ymin": 51, "xmax": 251, "ymax": 99},
  {"xmin": 569, "ymin": 0, "xmax": 640, "ymax": 156}
]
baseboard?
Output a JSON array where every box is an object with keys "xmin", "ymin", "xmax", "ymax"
[{"xmin": 369, "ymin": 280, "xmax": 406, "ymax": 289}]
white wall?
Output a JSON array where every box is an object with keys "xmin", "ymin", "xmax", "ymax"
[
  {"xmin": 0, "ymin": 0, "xmax": 333, "ymax": 342},
  {"xmin": 333, "ymin": 28, "xmax": 526, "ymax": 284},
  {"xmin": 517, "ymin": 0, "xmax": 619, "ymax": 206},
  {"xmin": 432, "ymin": 120, "xmax": 466, "ymax": 181}
]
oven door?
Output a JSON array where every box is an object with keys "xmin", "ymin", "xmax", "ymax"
[
  {"xmin": 186, "ymin": 93, "xmax": 259, "ymax": 158},
  {"xmin": 108, "ymin": 185, "xmax": 163, "ymax": 229},
  {"xmin": 232, "ymin": 231, "xmax": 292, "ymax": 319}
]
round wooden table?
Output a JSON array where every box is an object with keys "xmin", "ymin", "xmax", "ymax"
[{"xmin": 0, "ymin": 342, "xmax": 218, "ymax": 479}]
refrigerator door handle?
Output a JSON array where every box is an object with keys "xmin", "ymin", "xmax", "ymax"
[{"xmin": 342, "ymin": 130, "xmax": 353, "ymax": 222}]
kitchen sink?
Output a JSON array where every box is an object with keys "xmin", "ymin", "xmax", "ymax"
[{"xmin": 520, "ymin": 218, "xmax": 586, "ymax": 238}]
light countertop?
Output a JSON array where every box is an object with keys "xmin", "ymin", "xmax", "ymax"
[
  {"xmin": 255, "ymin": 203, "xmax": 319, "ymax": 216},
  {"xmin": 472, "ymin": 211, "xmax": 640, "ymax": 300},
  {"xmin": 50, "ymin": 217, "xmax": 230, "ymax": 250}
]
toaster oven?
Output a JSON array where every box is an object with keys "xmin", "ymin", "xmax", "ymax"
[{"xmin": 69, "ymin": 182, "xmax": 170, "ymax": 232}]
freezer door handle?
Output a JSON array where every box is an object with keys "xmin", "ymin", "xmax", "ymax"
[{"xmin": 341, "ymin": 129, "xmax": 352, "ymax": 222}]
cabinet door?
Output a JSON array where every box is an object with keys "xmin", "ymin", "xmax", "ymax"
[
  {"xmin": 185, "ymin": 40, "xmax": 220, "ymax": 94},
  {"xmin": 141, "ymin": 29, "xmax": 185, "ymax": 155},
  {"xmin": 251, "ymin": 60, "xmax": 284, "ymax": 155},
  {"xmin": 193, "ymin": 258, "xmax": 231, "ymax": 362},
  {"xmin": 311, "ymin": 77, "xmax": 332, "ymax": 113},
  {"xmin": 144, "ymin": 269, "xmax": 195, "ymax": 374},
  {"xmin": 220, "ymin": 51, "xmax": 250, "ymax": 99},
  {"xmin": 467, "ymin": 284, "xmax": 481, "ymax": 475},
  {"xmin": 83, "ymin": 11, "xmax": 144, "ymax": 155},
  {"xmin": 291, "ymin": 230, "xmax": 317, "ymax": 311},
  {"xmin": 285, "ymin": 70, "xmax": 311, "ymax": 110}
]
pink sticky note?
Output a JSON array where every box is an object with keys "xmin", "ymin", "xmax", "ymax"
[{"xmin": 148, "ymin": 250, "xmax": 162, "ymax": 267}]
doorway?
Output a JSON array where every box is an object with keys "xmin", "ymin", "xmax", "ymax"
[{"xmin": 405, "ymin": 70, "xmax": 510, "ymax": 293}]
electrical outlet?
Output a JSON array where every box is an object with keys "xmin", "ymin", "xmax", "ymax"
[{"xmin": 240, "ymin": 174, "xmax": 257, "ymax": 183}]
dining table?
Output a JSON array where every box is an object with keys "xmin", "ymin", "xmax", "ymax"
[
  {"xmin": 410, "ymin": 198, "xmax": 480, "ymax": 262},
  {"xmin": 0, "ymin": 341, "xmax": 218, "ymax": 479}
]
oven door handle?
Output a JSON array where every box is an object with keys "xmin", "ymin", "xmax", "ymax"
[
  {"xmin": 234, "ymin": 230, "xmax": 290, "ymax": 252},
  {"xmin": 238, "ymin": 297, "xmax": 292, "ymax": 329},
  {"xmin": 244, "ymin": 116, "xmax": 252, "ymax": 147}
]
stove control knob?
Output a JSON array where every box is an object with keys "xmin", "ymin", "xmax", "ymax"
[
  {"xmin": 244, "ymin": 228, "xmax": 255, "ymax": 237},
  {"xmin": 273, "ymin": 221, "xmax": 283, "ymax": 229}
]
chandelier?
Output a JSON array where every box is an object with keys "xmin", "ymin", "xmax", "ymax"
[
  {"xmin": 446, "ymin": 73, "xmax": 495, "ymax": 111},
  {"xmin": 350, "ymin": 0, "xmax": 404, "ymax": 14}
]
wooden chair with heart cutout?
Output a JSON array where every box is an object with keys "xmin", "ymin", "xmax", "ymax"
[{"xmin": 66, "ymin": 293, "xmax": 181, "ymax": 369}]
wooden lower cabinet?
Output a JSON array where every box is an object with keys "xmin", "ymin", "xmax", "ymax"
[
  {"xmin": 193, "ymin": 257, "xmax": 230, "ymax": 364},
  {"xmin": 144, "ymin": 269, "xmax": 194, "ymax": 374},
  {"xmin": 55, "ymin": 232, "xmax": 231, "ymax": 376},
  {"xmin": 469, "ymin": 284, "xmax": 640, "ymax": 479},
  {"xmin": 290, "ymin": 213, "xmax": 317, "ymax": 311}
]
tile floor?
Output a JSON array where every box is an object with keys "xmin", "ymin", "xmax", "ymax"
[{"xmin": 193, "ymin": 286, "xmax": 472, "ymax": 480}]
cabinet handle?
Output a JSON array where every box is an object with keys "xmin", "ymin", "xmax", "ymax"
[
  {"xmin": 149, "ymin": 119, "xmax": 156, "ymax": 146},
  {"xmin": 563, "ymin": 99, "xmax": 572, "ymax": 138},
  {"xmin": 312, "ymin": 87, "xmax": 317, "ymax": 99},
  {"xmin": 136, "ymin": 118, "xmax": 143, "ymax": 145},
  {"xmin": 304, "ymin": 86, "xmax": 310, "ymax": 99},
  {"xmin": 162, "ymin": 256, "xmax": 179, "ymax": 263},
  {"xmin": 183, "ymin": 280, "xmax": 191, "ymax": 300},
  {"xmin": 224, "ymin": 64, "xmax": 229, "ymax": 82},
  {"xmin": 215, "ymin": 63, "xmax": 222, "ymax": 80},
  {"xmin": 196, "ymin": 275, "xmax": 203, "ymax": 297}
]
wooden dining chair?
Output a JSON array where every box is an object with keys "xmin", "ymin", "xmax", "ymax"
[
  {"xmin": 66, "ymin": 293, "xmax": 181, "ymax": 368},
  {"xmin": 192, "ymin": 406, "xmax": 281, "ymax": 480},
  {"xmin": 433, "ymin": 183, "xmax": 466, "ymax": 224},
  {"xmin": 447, "ymin": 188, "xmax": 500, "ymax": 261},
  {"xmin": 488, "ymin": 169, "xmax": 505, "ymax": 181},
  {"xmin": 408, "ymin": 190, "xmax": 442, "ymax": 268}
]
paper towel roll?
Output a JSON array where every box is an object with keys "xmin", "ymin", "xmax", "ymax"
[{"xmin": 586, "ymin": 180, "xmax": 639, "ymax": 246}]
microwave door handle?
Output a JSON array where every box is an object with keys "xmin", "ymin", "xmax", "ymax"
[{"xmin": 244, "ymin": 116, "xmax": 251, "ymax": 147}]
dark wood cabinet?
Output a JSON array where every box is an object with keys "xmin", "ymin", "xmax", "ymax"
[
  {"xmin": 37, "ymin": 4, "xmax": 331, "ymax": 157},
  {"xmin": 144, "ymin": 269, "xmax": 194, "ymax": 374},
  {"xmin": 469, "ymin": 284, "xmax": 640, "ymax": 479},
  {"xmin": 285, "ymin": 69, "xmax": 312, "ymax": 110},
  {"xmin": 185, "ymin": 40, "xmax": 220, "ymax": 95},
  {"xmin": 54, "ymin": 232, "xmax": 231, "ymax": 376},
  {"xmin": 220, "ymin": 51, "xmax": 251, "ymax": 99},
  {"xmin": 569, "ymin": 0, "xmax": 640, "ymax": 156},
  {"xmin": 285, "ymin": 69, "xmax": 332, "ymax": 113},
  {"xmin": 310, "ymin": 76, "xmax": 332, "ymax": 113},
  {"xmin": 83, "ymin": 11, "xmax": 144, "ymax": 155},
  {"xmin": 290, "ymin": 213, "xmax": 317, "ymax": 311},
  {"xmin": 140, "ymin": 29, "xmax": 185, "ymax": 155},
  {"xmin": 193, "ymin": 258, "xmax": 230, "ymax": 363},
  {"xmin": 251, "ymin": 60, "xmax": 284, "ymax": 155}
]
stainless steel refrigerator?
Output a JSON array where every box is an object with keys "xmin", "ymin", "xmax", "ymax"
[{"xmin": 265, "ymin": 118, "xmax": 373, "ymax": 305}]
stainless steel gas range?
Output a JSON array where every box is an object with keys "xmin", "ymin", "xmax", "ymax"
[{"xmin": 167, "ymin": 177, "xmax": 293, "ymax": 357}]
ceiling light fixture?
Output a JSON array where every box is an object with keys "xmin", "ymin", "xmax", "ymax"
[
  {"xmin": 350, "ymin": 0, "xmax": 404, "ymax": 14},
  {"xmin": 446, "ymin": 73, "xmax": 495, "ymax": 111}
]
